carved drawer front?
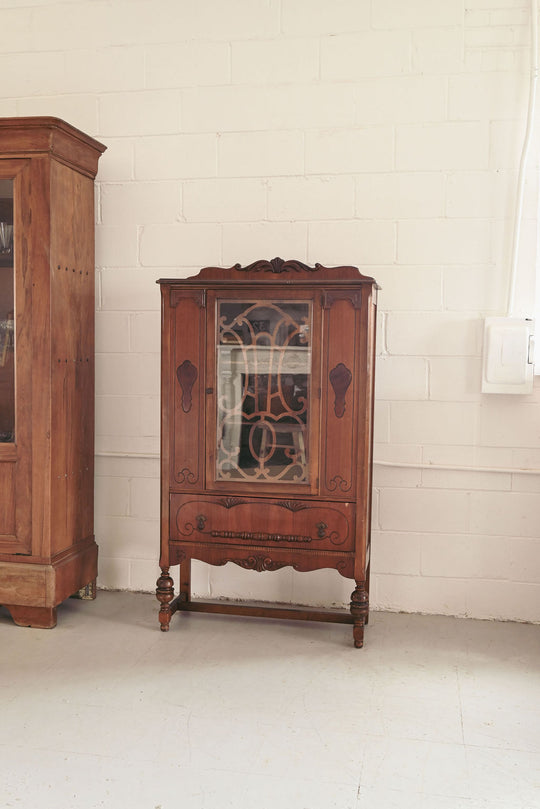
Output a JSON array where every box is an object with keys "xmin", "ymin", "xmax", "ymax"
[{"xmin": 170, "ymin": 494, "xmax": 355, "ymax": 553}]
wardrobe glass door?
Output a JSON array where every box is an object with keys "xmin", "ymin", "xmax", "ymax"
[{"xmin": 0, "ymin": 179, "xmax": 14, "ymax": 444}]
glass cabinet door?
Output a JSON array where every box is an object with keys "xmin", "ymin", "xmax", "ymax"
[
  {"xmin": 0, "ymin": 179, "xmax": 14, "ymax": 443},
  {"xmin": 215, "ymin": 299, "xmax": 312, "ymax": 484}
]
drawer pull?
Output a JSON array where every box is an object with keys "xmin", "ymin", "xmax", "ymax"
[
  {"xmin": 210, "ymin": 529, "xmax": 312, "ymax": 544},
  {"xmin": 316, "ymin": 521, "xmax": 328, "ymax": 539}
]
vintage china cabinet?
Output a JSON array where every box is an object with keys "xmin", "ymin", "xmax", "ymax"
[
  {"xmin": 0, "ymin": 117, "xmax": 105, "ymax": 628},
  {"xmin": 157, "ymin": 258, "xmax": 378, "ymax": 647}
]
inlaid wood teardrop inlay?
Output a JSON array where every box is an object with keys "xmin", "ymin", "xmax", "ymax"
[
  {"xmin": 329, "ymin": 362, "xmax": 352, "ymax": 419},
  {"xmin": 176, "ymin": 360, "xmax": 198, "ymax": 413}
]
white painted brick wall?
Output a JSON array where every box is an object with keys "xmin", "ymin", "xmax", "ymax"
[
  {"xmin": 183, "ymin": 178, "xmax": 267, "ymax": 222},
  {"xmin": 221, "ymin": 222, "xmax": 308, "ymax": 266},
  {"xmin": 232, "ymin": 38, "xmax": 320, "ymax": 84},
  {"xmin": 398, "ymin": 219, "xmax": 493, "ymax": 264},
  {"xmin": 268, "ymin": 176, "xmax": 355, "ymax": 221},
  {"xmin": 389, "ymin": 402, "xmax": 479, "ymax": 445},
  {"xmin": 307, "ymin": 221, "xmax": 396, "ymax": 265},
  {"xmin": 139, "ymin": 224, "xmax": 222, "ymax": 267},
  {"xmin": 100, "ymin": 182, "xmax": 181, "ymax": 225},
  {"xmin": 144, "ymin": 42, "xmax": 231, "ymax": 88},
  {"xmin": 134, "ymin": 135, "xmax": 217, "ymax": 180},
  {"xmin": 320, "ymin": 31, "xmax": 411, "ymax": 79},
  {"xmin": 375, "ymin": 267, "xmax": 442, "ymax": 311},
  {"xmin": 429, "ymin": 357, "xmax": 484, "ymax": 401},
  {"xmin": 355, "ymin": 172, "xmax": 445, "ymax": 219},
  {"xmin": 396, "ymin": 123, "xmax": 490, "ymax": 171},
  {"xmin": 3, "ymin": 0, "xmax": 538, "ymax": 623},
  {"xmin": 218, "ymin": 131, "xmax": 304, "ymax": 177},
  {"xmin": 355, "ymin": 76, "xmax": 447, "ymax": 124},
  {"xmin": 375, "ymin": 357, "xmax": 429, "ymax": 401},
  {"xmin": 281, "ymin": 0, "xmax": 370, "ymax": 36},
  {"xmin": 386, "ymin": 313, "xmax": 483, "ymax": 356},
  {"xmin": 99, "ymin": 91, "xmax": 181, "ymax": 137},
  {"xmin": 306, "ymin": 129, "xmax": 394, "ymax": 175},
  {"xmin": 372, "ymin": 0, "xmax": 463, "ymax": 29},
  {"xmin": 411, "ymin": 29, "xmax": 465, "ymax": 74}
]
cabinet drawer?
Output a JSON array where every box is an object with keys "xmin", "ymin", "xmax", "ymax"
[{"xmin": 170, "ymin": 494, "xmax": 355, "ymax": 552}]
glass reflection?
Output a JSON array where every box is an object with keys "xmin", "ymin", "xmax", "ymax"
[
  {"xmin": 216, "ymin": 300, "xmax": 311, "ymax": 484},
  {"xmin": 0, "ymin": 179, "xmax": 14, "ymax": 443}
]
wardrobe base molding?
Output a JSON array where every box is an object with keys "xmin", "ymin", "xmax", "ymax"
[{"xmin": 0, "ymin": 541, "xmax": 97, "ymax": 628}]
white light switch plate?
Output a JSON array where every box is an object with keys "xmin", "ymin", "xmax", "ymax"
[{"xmin": 482, "ymin": 317, "xmax": 535, "ymax": 394}]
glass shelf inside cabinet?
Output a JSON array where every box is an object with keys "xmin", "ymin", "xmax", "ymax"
[
  {"xmin": 216, "ymin": 299, "xmax": 312, "ymax": 484},
  {"xmin": 0, "ymin": 179, "xmax": 14, "ymax": 444}
]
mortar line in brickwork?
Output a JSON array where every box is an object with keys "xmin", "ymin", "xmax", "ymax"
[
  {"xmin": 94, "ymin": 451, "xmax": 540, "ymax": 476},
  {"xmin": 376, "ymin": 460, "xmax": 540, "ymax": 476}
]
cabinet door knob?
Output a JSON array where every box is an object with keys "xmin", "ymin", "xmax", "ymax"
[{"xmin": 316, "ymin": 521, "xmax": 328, "ymax": 539}]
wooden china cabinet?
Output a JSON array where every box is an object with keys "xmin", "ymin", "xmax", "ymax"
[
  {"xmin": 0, "ymin": 117, "xmax": 105, "ymax": 628},
  {"xmin": 157, "ymin": 258, "xmax": 378, "ymax": 647}
]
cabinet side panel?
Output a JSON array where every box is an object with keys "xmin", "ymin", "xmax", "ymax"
[
  {"xmin": 355, "ymin": 294, "xmax": 377, "ymax": 580},
  {"xmin": 171, "ymin": 290, "xmax": 206, "ymax": 490},
  {"xmin": 29, "ymin": 157, "xmax": 52, "ymax": 558},
  {"xmin": 320, "ymin": 292, "xmax": 360, "ymax": 499},
  {"xmin": 50, "ymin": 160, "xmax": 95, "ymax": 554}
]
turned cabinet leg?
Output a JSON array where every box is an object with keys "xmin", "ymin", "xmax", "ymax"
[
  {"xmin": 4, "ymin": 605, "xmax": 58, "ymax": 629},
  {"xmin": 156, "ymin": 567, "xmax": 175, "ymax": 631},
  {"xmin": 364, "ymin": 558, "xmax": 371, "ymax": 625},
  {"xmin": 350, "ymin": 581, "xmax": 369, "ymax": 649}
]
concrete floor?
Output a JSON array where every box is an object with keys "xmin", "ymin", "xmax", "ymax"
[{"xmin": 1, "ymin": 590, "xmax": 539, "ymax": 809}]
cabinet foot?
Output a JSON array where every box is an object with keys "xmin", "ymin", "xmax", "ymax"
[
  {"xmin": 350, "ymin": 581, "xmax": 369, "ymax": 649},
  {"xmin": 72, "ymin": 578, "xmax": 97, "ymax": 600},
  {"xmin": 4, "ymin": 605, "xmax": 57, "ymax": 628},
  {"xmin": 352, "ymin": 625, "xmax": 365, "ymax": 649},
  {"xmin": 156, "ymin": 568, "xmax": 175, "ymax": 631}
]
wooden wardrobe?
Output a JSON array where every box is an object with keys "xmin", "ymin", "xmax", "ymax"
[{"xmin": 0, "ymin": 117, "xmax": 106, "ymax": 628}]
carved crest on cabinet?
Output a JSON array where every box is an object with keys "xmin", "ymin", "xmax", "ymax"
[{"xmin": 235, "ymin": 257, "xmax": 323, "ymax": 275}]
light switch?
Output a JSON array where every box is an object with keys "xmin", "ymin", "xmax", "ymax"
[{"xmin": 482, "ymin": 317, "xmax": 535, "ymax": 393}]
